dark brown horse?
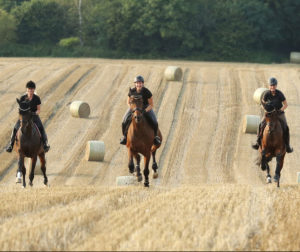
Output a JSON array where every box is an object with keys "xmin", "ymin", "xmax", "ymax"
[
  {"xmin": 258, "ymin": 103, "xmax": 286, "ymax": 187},
  {"xmin": 15, "ymin": 99, "xmax": 48, "ymax": 187},
  {"xmin": 126, "ymin": 95, "xmax": 162, "ymax": 187}
]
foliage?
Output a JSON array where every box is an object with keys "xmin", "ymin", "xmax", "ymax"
[
  {"xmin": 0, "ymin": 9, "xmax": 17, "ymax": 45},
  {"xmin": 0, "ymin": 0, "xmax": 299, "ymax": 62},
  {"xmin": 58, "ymin": 37, "xmax": 80, "ymax": 48}
]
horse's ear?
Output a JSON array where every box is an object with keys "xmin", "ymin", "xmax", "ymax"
[{"xmin": 16, "ymin": 98, "xmax": 20, "ymax": 105}]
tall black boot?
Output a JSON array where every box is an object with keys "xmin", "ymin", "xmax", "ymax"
[
  {"xmin": 252, "ymin": 124, "xmax": 262, "ymax": 150},
  {"xmin": 120, "ymin": 120, "xmax": 130, "ymax": 145},
  {"xmin": 6, "ymin": 128, "xmax": 17, "ymax": 152},
  {"xmin": 285, "ymin": 126, "xmax": 293, "ymax": 153},
  {"xmin": 40, "ymin": 128, "xmax": 50, "ymax": 152}
]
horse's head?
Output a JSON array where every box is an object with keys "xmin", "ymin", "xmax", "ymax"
[
  {"xmin": 17, "ymin": 98, "xmax": 33, "ymax": 129},
  {"xmin": 263, "ymin": 101, "xmax": 278, "ymax": 119},
  {"xmin": 129, "ymin": 95, "xmax": 144, "ymax": 123}
]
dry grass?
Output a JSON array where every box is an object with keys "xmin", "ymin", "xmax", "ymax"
[{"xmin": 0, "ymin": 184, "xmax": 299, "ymax": 251}]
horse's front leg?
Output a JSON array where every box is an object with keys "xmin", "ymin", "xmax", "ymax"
[
  {"xmin": 274, "ymin": 153, "xmax": 285, "ymax": 188},
  {"xmin": 39, "ymin": 152, "xmax": 48, "ymax": 186},
  {"xmin": 134, "ymin": 153, "xmax": 142, "ymax": 182},
  {"xmin": 261, "ymin": 150, "xmax": 267, "ymax": 171},
  {"xmin": 29, "ymin": 156, "xmax": 37, "ymax": 186},
  {"xmin": 16, "ymin": 154, "xmax": 24, "ymax": 184},
  {"xmin": 128, "ymin": 149, "xmax": 134, "ymax": 174},
  {"xmin": 152, "ymin": 150, "xmax": 158, "ymax": 179},
  {"xmin": 143, "ymin": 153, "xmax": 151, "ymax": 187}
]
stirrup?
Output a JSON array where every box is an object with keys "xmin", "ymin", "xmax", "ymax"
[
  {"xmin": 286, "ymin": 146, "xmax": 293, "ymax": 153},
  {"xmin": 120, "ymin": 136, "xmax": 127, "ymax": 145},
  {"xmin": 154, "ymin": 136, "xmax": 161, "ymax": 146},
  {"xmin": 6, "ymin": 144, "xmax": 13, "ymax": 153},
  {"xmin": 44, "ymin": 144, "xmax": 50, "ymax": 152}
]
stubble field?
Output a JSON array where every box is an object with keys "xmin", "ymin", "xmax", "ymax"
[{"xmin": 0, "ymin": 58, "xmax": 299, "ymax": 251}]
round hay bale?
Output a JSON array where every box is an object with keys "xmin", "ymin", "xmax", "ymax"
[
  {"xmin": 243, "ymin": 115, "xmax": 260, "ymax": 134},
  {"xmin": 85, "ymin": 140, "xmax": 105, "ymax": 161},
  {"xmin": 70, "ymin": 101, "xmax": 90, "ymax": 118},
  {"xmin": 290, "ymin": 52, "xmax": 300, "ymax": 64},
  {"xmin": 164, "ymin": 66, "xmax": 183, "ymax": 81},
  {"xmin": 116, "ymin": 176, "xmax": 136, "ymax": 186},
  {"xmin": 25, "ymin": 158, "xmax": 43, "ymax": 175},
  {"xmin": 253, "ymin": 87, "xmax": 268, "ymax": 104}
]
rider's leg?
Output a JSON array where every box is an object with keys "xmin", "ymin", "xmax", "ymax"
[
  {"xmin": 120, "ymin": 109, "xmax": 132, "ymax": 145},
  {"xmin": 252, "ymin": 118, "xmax": 266, "ymax": 150},
  {"xmin": 6, "ymin": 120, "xmax": 20, "ymax": 152},
  {"xmin": 278, "ymin": 113, "xmax": 293, "ymax": 153},
  {"xmin": 144, "ymin": 110, "xmax": 161, "ymax": 145},
  {"xmin": 33, "ymin": 115, "xmax": 50, "ymax": 152}
]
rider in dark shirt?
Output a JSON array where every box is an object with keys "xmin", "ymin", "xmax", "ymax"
[
  {"xmin": 120, "ymin": 75, "xmax": 161, "ymax": 146},
  {"xmin": 6, "ymin": 81, "xmax": 50, "ymax": 153},
  {"xmin": 252, "ymin": 77, "xmax": 293, "ymax": 153}
]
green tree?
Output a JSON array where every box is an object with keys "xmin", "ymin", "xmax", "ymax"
[
  {"xmin": 12, "ymin": 0, "xmax": 69, "ymax": 44},
  {"xmin": 0, "ymin": 9, "xmax": 17, "ymax": 45}
]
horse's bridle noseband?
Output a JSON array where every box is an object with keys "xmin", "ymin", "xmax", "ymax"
[{"xmin": 131, "ymin": 107, "xmax": 144, "ymax": 113}]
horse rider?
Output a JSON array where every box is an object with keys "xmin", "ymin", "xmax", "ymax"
[
  {"xmin": 120, "ymin": 75, "xmax": 161, "ymax": 146},
  {"xmin": 252, "ymin": 77, "xmax": 293, "ymax": 153},
  {"xmin": 6, "ymin": 80, "xmax": 50, "ymax": 153}
]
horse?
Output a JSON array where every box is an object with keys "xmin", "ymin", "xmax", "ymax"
[
  {"xmin": 257, "ymin": 103, "xmax": 286, "ymax": 187},
  {"xmin": 126, "ymin": 95, "xmax": 162, "ymax": 187},
  {"xmin": 15, "ymin": 98, "xmax": 48, "ymax": 188}
]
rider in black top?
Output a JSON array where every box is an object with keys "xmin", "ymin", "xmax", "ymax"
[
  {"xmin": 252, "ymin": 77, "xmax": 293, "ymax": 153},
  {"xmin": 6, "ymin": 81, "xmax": 50, "ymax": 153},
  {"xmin": 120, "ymin": 75, "xmax": 161, "ymax": 146}
]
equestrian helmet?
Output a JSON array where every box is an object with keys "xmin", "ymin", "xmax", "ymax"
[
  {"xmin": 269, "ymin": 77, "xmax": 277, "ymax": 86},
  {"xmin": 26, "ymin": 80, "xmax": 36, "ymax": 89},
  {"xmin": 134, "ymin": 75, "xmax": 144, "ymax": 83}
]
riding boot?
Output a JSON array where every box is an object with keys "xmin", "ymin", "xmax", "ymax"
[
  {"xmin": 252, "ymin": 120, "xmax": 265, "ymax": 150},
  {"xmin": 120, "ymin": 122, "xmax": 127, "ymax": 145},
  {"xmin": 285, "ymin": 126, "xmax": 293, "ymax": 153},
  {"xmin": 40, "ymin": 128, "xmax": 50, "ymax": 152},
  {"xmin": 144, "ymin": 110, "xmax": 161, "ymax": 146},
  {"xmin": 6, "ymin": 128, "xmax": 17, "ymax": 152}
]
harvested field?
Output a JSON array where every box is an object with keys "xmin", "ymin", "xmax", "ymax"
[{"xmin": 0, "ymin": 58, "xmax": 299, "ymax": 251}]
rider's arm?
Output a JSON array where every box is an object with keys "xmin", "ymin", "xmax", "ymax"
[
  {"xmin": 281, "ymin": 100, "xmax": 288, "ymax": 111},
  {"xmin": 146, "ymin": 97, "xmax": 153, "ymax": 112},
  {"xmin": 36, "ymin": 104, "xmax": 41, "ymax": 115}
]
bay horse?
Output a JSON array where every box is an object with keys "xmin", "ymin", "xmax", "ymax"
[
  {"xmin": 257, "ymin": 103, "xmax": 286, "ymax": 187},
  {"xmin": 126, "ymin": 95, "xmax": 162, "ymax": 187},
  {"xmin": 15, "ymin": 98, "xmax": 48, "ymax": 187}
]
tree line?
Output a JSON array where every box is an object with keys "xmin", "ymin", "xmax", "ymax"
[{"xmin": 0, "ymin": 0, "xmax": 299, "ymax": 62}]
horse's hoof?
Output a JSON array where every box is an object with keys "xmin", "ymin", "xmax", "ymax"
[
  {"xmin": 144, "ymin": 183, "xmax": 149, "ymax": 187},
  {"xmin": 137, "ymin": 174, "xmax": 143, "ymax": 182},
  {"xmin": 16, "ymin": 178, "xmax": 21, "ymax": 184},
  {"xmin": 153, "ymin": 172, "xmax": 158, "ymax": 179},
  {"xmin": 29, "ymin": 182, "xmax": 33, "ymax": 187},
  {"xmin": 266, "ymin": 176, "xmax": 272, "ymax": 183}
]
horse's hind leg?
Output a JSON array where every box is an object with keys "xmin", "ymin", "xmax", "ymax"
[
  {"xmin": 39, "ymin": 152, "xmax": 48, "ymax": 186},
  {"xmin": 134, "ymin": 153, "xmax": 142, "ymax": 182},
  {"xmin": 152, "ymin": 150, "xmax": 158, "ymax": 179},
  {"xmin": 29, "ymin": 156, "xmax": 37, "ymax": 186}
]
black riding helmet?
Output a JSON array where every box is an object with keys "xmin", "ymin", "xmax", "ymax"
[
  {"xmin": 134, "ymin": 75, "xmax": 144, "ymax": 83},
  {"xmin": 269, "ymin": 77, "xmax": 277, "ymax": 86},
  {"xmin": 26, "ymin": 80, "xmax": 36, "ymax": 89}
]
